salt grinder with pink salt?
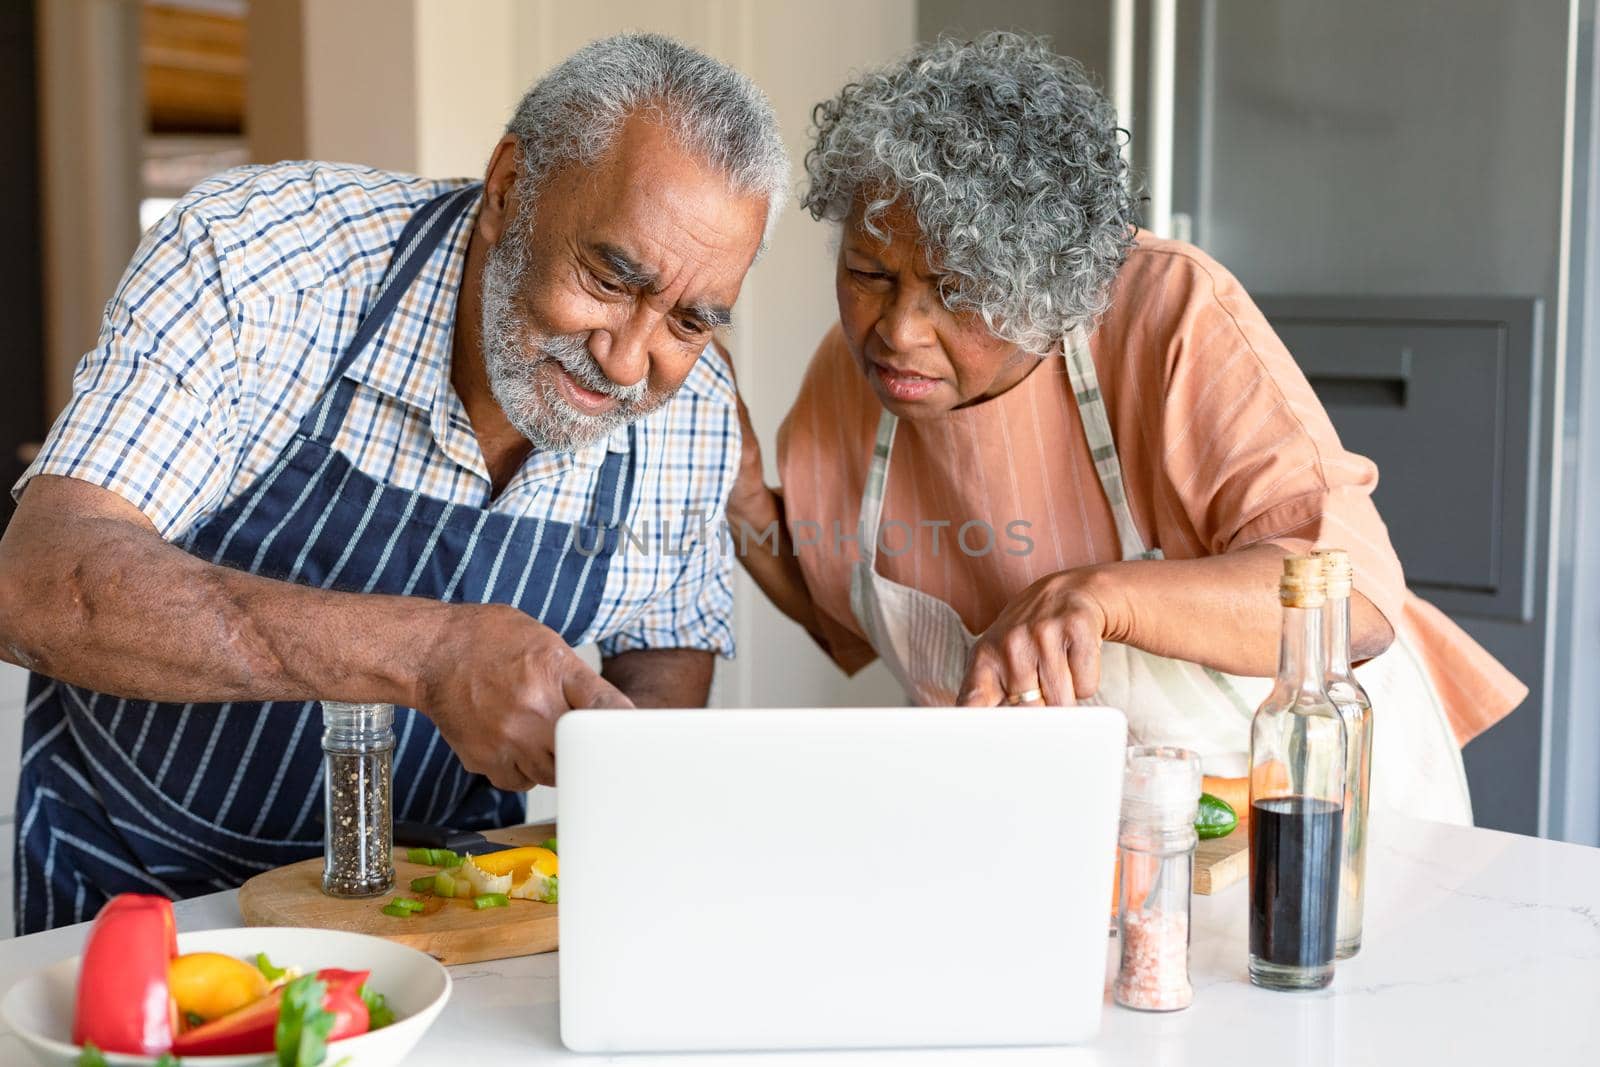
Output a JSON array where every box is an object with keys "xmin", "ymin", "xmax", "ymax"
[{"xmin": 1113, "ymin": 745, "xmax": 1202, "ymax": 1012}]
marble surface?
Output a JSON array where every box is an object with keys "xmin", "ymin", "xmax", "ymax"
[{"xmin": 1, "ymin": 812, "xmax": 1596, "ymax": 1065}]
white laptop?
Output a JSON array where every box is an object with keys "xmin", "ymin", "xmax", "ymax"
[{"xmin": 555, "ymin": 706, "xmax": 1127, "ymax": 1054}]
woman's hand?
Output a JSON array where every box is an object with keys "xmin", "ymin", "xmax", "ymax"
[
  {"xmin": 959, "ymin": 545, "xmax": 1385, "ymax": 704},
  {"xmin": 957, "ymin": 568, "xmax": 1124, "ymax": 707}
]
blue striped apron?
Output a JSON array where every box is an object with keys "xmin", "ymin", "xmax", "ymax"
[{"xmin": 14, "ymin": 185, "xmax": 636, "ymax": 933}]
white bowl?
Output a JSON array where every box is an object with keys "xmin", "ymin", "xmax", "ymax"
[{"xmin": 1, "ymin": 926, "xmax": 451, "ymax": 1067}]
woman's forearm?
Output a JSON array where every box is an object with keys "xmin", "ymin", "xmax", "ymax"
[
  {"xmin": 728, "ymin": 486, "xmax": 831, "ymax": 648},
  {"xmin": 1084, "ymin": 542, "xmax": 1394, "ymax": 677}
]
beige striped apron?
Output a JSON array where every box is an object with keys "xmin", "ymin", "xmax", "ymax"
[{"xmin": 848, "ymin": 328, "xmax": 1472, "ymax": 824}]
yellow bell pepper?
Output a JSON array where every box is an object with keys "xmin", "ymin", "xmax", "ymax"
[
  {"xmin": 471, "ymin": 846, "xmax": 558, "ymax": 880},
  {"xmin": 168, "ymin": 952, "xmax": 270, "ymax": 1025}
]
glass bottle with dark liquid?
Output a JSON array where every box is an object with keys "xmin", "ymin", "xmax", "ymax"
[{"xmin": 1248, "ymin": 555, "xmax": 1347, "ymax": 991}]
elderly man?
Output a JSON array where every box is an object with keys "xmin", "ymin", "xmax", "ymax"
[{"xmin": 0, "ymin": 33, "xmax": 787, "ymax": 932}]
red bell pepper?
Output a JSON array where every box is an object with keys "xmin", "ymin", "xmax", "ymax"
[
  {"xmin": 171, "ymin": 967, "xmax": 371, "ymax": 1056},
  {"xmin": 72, "ymin": 893, "xmax": 179, "ymax": 1055}
]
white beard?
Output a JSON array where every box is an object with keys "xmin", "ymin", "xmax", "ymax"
[{"xmin": 478, "ymin": 219, "xmax": 664, "ymax": 452}]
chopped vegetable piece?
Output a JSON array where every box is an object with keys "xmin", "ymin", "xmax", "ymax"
[
  {"xmin": 1201, "ymin": 775, "xmax": 1250, "ymax": 824},
  {"xmin": 360, "ymin": 984, "xmax": 396, "ymax": 1031},
  {"xmin": 169, "ymin": 951, "xmax": 271, "ymax": 1024},
  {"xmin": 79, "ymin": 1042, "xmax": 183, "ymax": 1067},
  {"xmin": 254, "ymin": 952, "xmax": 288, "ymax": 982},
  {"xmin": 473, "ymin": 892, "xmax": 509, "ymax": 909},
  {"xmin": 472, "ymin": 846, "xmax": 558, "ymax": 880},
  {"xmin": 73, "ymin": 894, "xmax": 178, "ymax": 1055},
  {"xmin": 405, "ymin": 847, "xmax": 432, "ymax": 865},
  {"xmin": 545, "ymin": 875, "xmax": 559, "ymax": 905},
  {"xmin": 409, "ymin": 875, "xmax": 437, "ymax": 893},
  {"xmin": 388, "ymin": 896, "xmax": 425, "ymax": 912},
  {"xmin": 461, "ymin": 856, "xmax": 514, "ymax": 896},
  {"xmin": 507, "ymin": 871, "xmax": 551, "ymax": 902},
  {"xmin": 430, "ymin": 848, "xmax": 463, "ymax": 867},
  {"xmin": 275, "ymin": 974, "xmax": 335, "ymax": 1067},
  {"xmin": 172, "ymin": 969, "xmax": 368, "ymax": 1059},
  {"xmin": 1195, "ymin": 792, "xmax": 1239, "ymax": 839},
  {"xmin": 472, "ymin": 846, "xmax": 558, "ymax": 902},
  {"xmin": 380, "ymin": 904, "xmax": 414, "ymax": 918},
  {"xmin": 432, "ymin": 871, "xmax": 457, "ymax": 898},
  {"xmin": 541, "ymin": 836, "xmax": 559, "ymax": 854}
]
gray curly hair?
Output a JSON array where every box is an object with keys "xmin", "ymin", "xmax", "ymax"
[
  {"xmin": 505, "ymin": 32, "xmax": 789, "ymax": 252},
  {"xmin": 803, "ymin": 31, "xmax": 1137, "ymax": 353}
]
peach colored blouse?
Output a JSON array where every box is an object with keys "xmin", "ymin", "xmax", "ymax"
[{"xmin": 776, "ymin": 233, "xmax": 1525, "ymax": 745}]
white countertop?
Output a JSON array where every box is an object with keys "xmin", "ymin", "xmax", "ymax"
[{"xmin": 2, "ymin": 812, "xmax": 1597, "ymax": 1065}]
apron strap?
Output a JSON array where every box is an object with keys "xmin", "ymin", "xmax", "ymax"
[
  {"xmin": 1062, "ymin": 326, "xmax": 1154, "ymax": 561},
  {"xmin": 589, "ymin": 425, "xmax": 638, "ymax": 527},
  {"xmin": 855, "ymin": 410, "xmax": 900, "ymax": 569},
  {"xmin": 303, "ymin": 184, "xmax": 482, "ymax": 445}
]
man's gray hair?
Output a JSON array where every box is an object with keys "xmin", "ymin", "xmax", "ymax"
[
  {"xmin": 506, "ymin": 32, "xmax": 790, "ymax": 251},
  {"xmin": 803, "ymin": 31, "xmax": 1137, "ymax": 354}
]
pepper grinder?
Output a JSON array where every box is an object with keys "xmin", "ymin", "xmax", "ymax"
[{"xmin": 320, "ymin": 701, "xmax": 395, "ymax": 897}]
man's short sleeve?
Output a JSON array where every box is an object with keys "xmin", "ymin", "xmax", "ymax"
[
  {"xmin": 596, "ymin": 350, "xmax": 739, "ymax": 661},
  {"xmin": 596, "ymin": 533, "xmax": 737, "ymax": 660},
  {"xmin": 15, "ymin": 201, "xmax": 242, "ymax": 539}
]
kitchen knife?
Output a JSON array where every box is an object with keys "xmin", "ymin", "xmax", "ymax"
[{"xmin": 393, "ymin": 821, "xmax": 504, "ymax": 855}]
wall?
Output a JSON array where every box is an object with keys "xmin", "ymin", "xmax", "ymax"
[
  {"xmin": 248, "ymin": 0, "xmax": 417, "ymax": 171},
  {"xmin": 36, "ymin": 0, "xmax": 143, "ymax": 418}
]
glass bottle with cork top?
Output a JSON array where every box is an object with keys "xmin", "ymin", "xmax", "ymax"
[
  {"xmin": 321, "ymin": 701, "xmax": 396, "ymax": 898},
  {"xmin": 1312, "ymin": 547, "xmax": 1373, "ymax": 960},
  {"xmin": 1248, "ymin": 554, "xmax": 1346, "ymax": 991}
]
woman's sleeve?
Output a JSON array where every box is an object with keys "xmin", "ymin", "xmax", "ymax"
[{"xmin": 1156, "ymin": 255, "xmax": 1408, "ymax": 629}]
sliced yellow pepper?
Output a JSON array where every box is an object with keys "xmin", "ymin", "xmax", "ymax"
[{"xmin": 472, "ymin": 846, "xmax": 558, "ymax": 880}]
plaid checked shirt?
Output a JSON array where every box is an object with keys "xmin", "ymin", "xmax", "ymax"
[{"xmin": 15, "ymin": 161, "xmax": 738, "ymax": 658}]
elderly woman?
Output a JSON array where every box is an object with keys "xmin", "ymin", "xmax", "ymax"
[{"xmin": 728, "ymin": 32, "xmax": 1524, "ymax": 822}]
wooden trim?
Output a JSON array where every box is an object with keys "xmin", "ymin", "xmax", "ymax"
[{"xmin": 143, "ymin": 1, "xmax": 246, "ymax": 134}]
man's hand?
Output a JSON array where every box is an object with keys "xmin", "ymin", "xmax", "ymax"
[{"xmin": 412, "ymin": 604, "xmax": 632, "ymax": 791}]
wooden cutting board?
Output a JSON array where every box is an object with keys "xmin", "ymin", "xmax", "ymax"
[
  {"xmin": 238, "ymin": 822, "xmax": 557, "ymax": 966},
  {"xmin": 1194, "ymin": 826, "xmax": 1249, "ymax": 894}
]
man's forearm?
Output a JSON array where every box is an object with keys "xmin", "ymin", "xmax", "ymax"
[
  {"xmin": 0, "ymin": 476, "xmax": 444, "ymax": 706},
  {"xmin": 601, "ymin": 647, "xmax": 715, "ymax": 707}
]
